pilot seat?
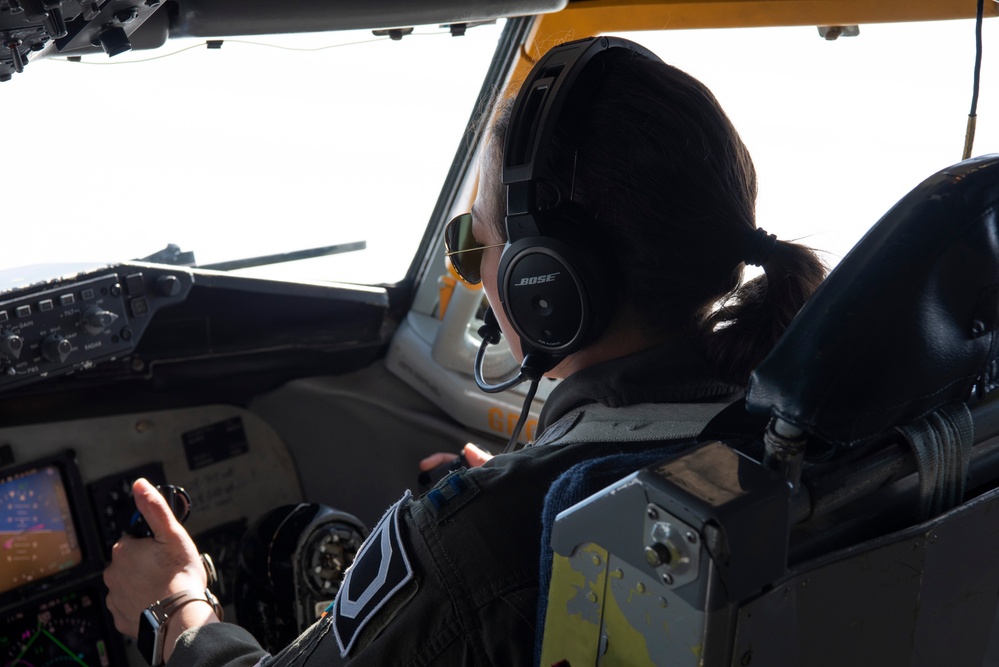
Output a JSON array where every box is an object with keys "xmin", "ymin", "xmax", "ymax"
[{"xmin": 538, "ymin": 154, "xmax": 999, "ymax": 666}]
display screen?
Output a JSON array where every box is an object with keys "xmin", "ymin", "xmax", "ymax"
[
  {"xmin": 1, "ymin": 465, "xmax": 82, "ymax": 596},
  {"xmin": 0, "ymin": 586, "xmax": 117, "ymax": 667}
]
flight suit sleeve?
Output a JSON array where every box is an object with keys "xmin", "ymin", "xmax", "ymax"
[
  {"xmin": 170, "ymin": 623, "xmax": 268, "ymax": 667},
  {"xmin": 322, "ymin": 471, "xmax": 540, "ymax": 665},
  {"xmin": 170, "ymin": 471, "xmax": 541, "ymax": 667}
]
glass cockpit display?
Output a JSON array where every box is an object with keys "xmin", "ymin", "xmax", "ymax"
[
  {"xmin": 1, "ymin": 586, "xmax": 117, "ymax": 667},
  {"xmin": 0, "ymin": 465, "xmax": 83, "ymax": 596}
]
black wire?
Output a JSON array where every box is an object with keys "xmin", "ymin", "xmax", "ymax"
[
  {"xmin": 972, "ymin": 0, "xmax": 984, "ymax": 115},
  {"xmin": 964, "ymin": 0, "xmax": 985, "ymax": 159},
  {"xmin": 504, "ymin": 378, "xmax": 539, "ymax": 454},
  {"xmin": 473, "ymin": 333, "xmax": 529, "ymax": 393}
]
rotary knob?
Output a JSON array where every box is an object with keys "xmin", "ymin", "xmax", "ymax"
[
  {"xmin": 155, "ymin": 274, "xmax": 182, "ymax": 297},
  {"xmin": 42, "ymin": 334, "xmax": 72, "ymax": 363},
  {"xmin": 0, "ymin": 331, "xmax": 23, "ymax": 359},
  {"xmin": 81, "ymin": 305, "xmax": 118, "ymax": 335},
  {"xmin": 97, "ymin": 25, "xmax": 131, "ymax": 57}
]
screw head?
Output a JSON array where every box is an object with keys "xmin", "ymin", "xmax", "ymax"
[{"xmin": 647, "ymin": 507, "xmax": 659, "ymax": 520}]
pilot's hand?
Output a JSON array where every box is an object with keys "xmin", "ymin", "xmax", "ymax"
[
  {"xmin": 103, "ymin": 478, "xmax": 218, "ymax": 651},
  {"xmin": 419, "ymin": 443, "xmax": 493, "ymax": 471}
]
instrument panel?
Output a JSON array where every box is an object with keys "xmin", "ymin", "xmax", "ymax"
[
  {"xmin": 1, "ymin": 584, "xmax": 124, "ymax": 667},
  {"xmin": 0, "ymin": 401, "xmax": 338, "ymax": 667},
  {"xmin": 0, "ymin": 262, "xmax": 390, "ymax": 665},
  {"xmin": 0, "ymin": 264, "xmax": 193, "ymax": 392}
]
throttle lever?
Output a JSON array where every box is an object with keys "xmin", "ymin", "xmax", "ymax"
[{"xmin": 126, "ymin": 484, "xmax": 192, "ymax": 538}]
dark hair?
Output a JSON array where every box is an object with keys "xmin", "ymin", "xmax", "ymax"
[{"xmin": 484, "ymin": 46, "xmax": 825, "ymax": 385}]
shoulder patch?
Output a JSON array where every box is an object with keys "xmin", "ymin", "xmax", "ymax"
[
  {"xmin": 332, "ymin": 491, "xmax": 415, "ymax": 657},
  {"xmin": 419, "ymin": 468, "xmax": 480, "ymax": 522}
]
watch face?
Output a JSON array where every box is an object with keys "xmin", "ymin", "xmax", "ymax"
[{"xmin": 138, "ymin": 608, "xmax": 165, "ymax": 666}]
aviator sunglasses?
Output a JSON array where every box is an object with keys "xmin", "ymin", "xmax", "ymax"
[{"xmin": 444, "ymin": 213, "xmax": 505, "ymax": 285}]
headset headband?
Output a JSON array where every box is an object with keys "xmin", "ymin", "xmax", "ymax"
[{"xmin": 502, "ymin": 36, "xmax": 662, "ymax": 243}]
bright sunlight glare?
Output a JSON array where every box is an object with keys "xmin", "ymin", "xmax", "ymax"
[{"xmin": 2, "ymin": 16, "xmax": 997, "ymax": 285}]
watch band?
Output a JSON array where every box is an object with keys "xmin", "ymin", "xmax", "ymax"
[
  {"xmin": 138, "ymin": 588, "xmax": 225, "ymax": 666},
  {"xmin": 160, "ymin": 587, "xmax": 224, "ymax": 621}
]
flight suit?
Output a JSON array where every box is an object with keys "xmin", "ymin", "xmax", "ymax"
[{"xmin": 170, "ymin": 337, "xmax": 740, "ymax": 666}]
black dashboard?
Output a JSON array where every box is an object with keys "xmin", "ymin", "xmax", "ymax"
[{"xmin": 0, "ymin": 262, "xmax": 391, "ymax": 423}]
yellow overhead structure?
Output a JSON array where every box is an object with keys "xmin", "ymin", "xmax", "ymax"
[{"xmin": 510, "ymin": 0, "xmax": 996, "ymax": 80}]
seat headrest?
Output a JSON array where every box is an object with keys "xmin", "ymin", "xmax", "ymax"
[{"xmin": 747, "ymin": 155, "xmax": 999, "ymax": 448}]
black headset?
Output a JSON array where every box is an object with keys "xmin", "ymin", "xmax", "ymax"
[{"xmin": 494, "ymin": 36, "xmax": 663, "ymax": 378}]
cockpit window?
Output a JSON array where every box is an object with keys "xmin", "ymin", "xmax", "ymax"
[
  {"xmin": 7, "ymin": 23, "xmax": 507, "ymax": 285},
  {"xmin": 8, "ymin": 18, "xmax": 993, "ymax": 287},
  {"xmin": 629, "ymin": 18, "xmax": 996, "ymax": 269}
]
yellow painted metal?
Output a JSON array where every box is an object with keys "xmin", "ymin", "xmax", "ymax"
[
  {"xmin": 600, "ymin": 570, "xmax": 659, "ymax": 666},
  {"xmin": 537, "ymin": 0, "xmax": 992, "ymax": 37},
  {"xmin": 544, "ymin": 542, "xmax": 689, "ymax": 667},
  {"xmin": 540, "ymin": 544, "xmax": 607, "ymax": 667},
  {"xmin": 505, "ymin": 0, "xmax": 997, "ymax": 88}
]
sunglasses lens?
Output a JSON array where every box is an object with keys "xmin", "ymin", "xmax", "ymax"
[{"xmin": 444, "ymin": 213, "xmax": 482, "ymax": 284}]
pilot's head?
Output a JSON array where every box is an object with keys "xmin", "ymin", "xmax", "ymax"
[{"xmin": 452, "ymin": 37, "xmax": 825, "ymax": 385}]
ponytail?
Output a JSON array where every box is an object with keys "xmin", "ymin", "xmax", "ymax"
[{"xmin": 703, "ymin": 240, "xmax": 826, "ymax": 385}]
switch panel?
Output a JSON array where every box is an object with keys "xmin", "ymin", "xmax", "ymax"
[{"xmin": 0, "ymin": 263, "xmax": 193, "ymax": 391}]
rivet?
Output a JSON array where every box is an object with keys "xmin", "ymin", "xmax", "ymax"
[
  {"xmin": 636, "ymin": 582, "xmax": 646, "ymax": 593},
  {"xmin": 658, "ymin": 596, "xmax": 668, "ymax": 608},
  {"xmin": 591, "ymin": 554, "xmax": 602, "ymax": 566},
  {"xmin": 610, "ymin": 568, "xmax": 624, "ymax": 579},
  {"xmin": 662, "ymin": 572, "xmax": 674, "ymax": 585},
  {"xmin": 685, "ymin": 531, "xmax": 698, "ymax": 544},
  {"xmin": 587, "ymin": 591, "xmax": 597, "ymax": 603},
  {"xmin": 972, "ymin": 319, "xmax": 986, "ymax": 336},
  {"xmin": 647, "ymin": 507, "xmax": 658, "ymax": 520}
]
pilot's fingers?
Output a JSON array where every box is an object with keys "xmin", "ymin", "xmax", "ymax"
[
  {"xmin": 419, "ymin": 452, "xmax": 460, "ymax": 471},
  {"xmin": 104, "ymin": 529, "xmax": 205, "ymax": 637},
  {"xmin": 133, "ymin": 478, "xmax": 186, "ymax": 542},
  {"xmin": 462, "ymin": 443, "xmax": 493, "ymax": 468}
]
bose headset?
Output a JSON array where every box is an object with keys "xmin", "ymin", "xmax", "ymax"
[{"xmin": 474, "ymin": 36, "xmax": 664, "ymax": 449}]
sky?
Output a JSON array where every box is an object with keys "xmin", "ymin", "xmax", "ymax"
[{"xmin": 2, "ymin": 16, "xmax": 997, "ymax": 285}]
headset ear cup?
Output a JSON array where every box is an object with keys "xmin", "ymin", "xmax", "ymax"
[{"xmin": 497, "ymin": 234, "xmax": 611, "ymax": 359}]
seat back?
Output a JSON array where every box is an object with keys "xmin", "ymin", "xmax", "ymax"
[{"xmin": 748, "ymin": 155, "xmax": 999, "ymax": 448}]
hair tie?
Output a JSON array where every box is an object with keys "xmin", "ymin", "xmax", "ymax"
[{"xmin": 745, "ymin": 227, "xmax": 779, "ymax": 267}]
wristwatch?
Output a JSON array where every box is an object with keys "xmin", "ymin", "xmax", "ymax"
[{"xmin": 137, "ymin": 588, "xmax": 223, "ymax": 666}]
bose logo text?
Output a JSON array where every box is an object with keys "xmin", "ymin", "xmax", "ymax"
[{"xmin": 514, "ymin": 272, "xmax": 560, "ymax": 287}]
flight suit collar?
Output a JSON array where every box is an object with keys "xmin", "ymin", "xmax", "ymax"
[{"xmin": 536, "ymin": 336, "xmax": 742, "ymax": 435}]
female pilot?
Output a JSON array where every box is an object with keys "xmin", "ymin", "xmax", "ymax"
[{"xmin": 104, "ymin": 36, "xmax": 825, "ymax": 666}]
